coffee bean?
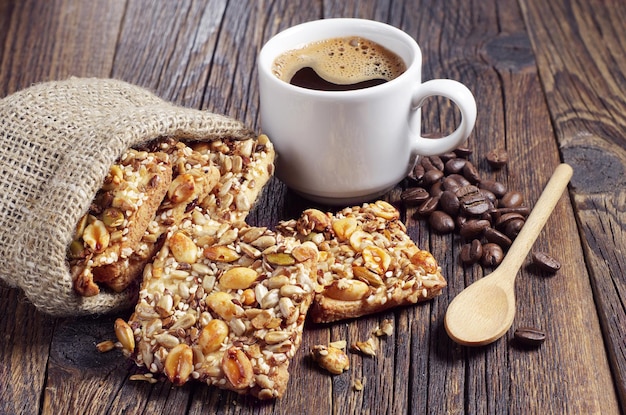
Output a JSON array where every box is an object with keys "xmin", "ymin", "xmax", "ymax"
[
  {"xmin": 500, "ymin": 191, "xmax": 524, "ymax": 208},
  {"xmin": 448, "ymin": 174, "xmax": 471, "ymax": 187},
  {"xmin": 479, "ymin": 211, "xmax": 493, "ymax": 223},
  {"xmin": 401, "ymin": 146, "xmax": 532, "ymax": 272},
  {"xmin": 439, "ymin": 190, "xmax": 460, "ymax": 216},
  {"xmin": 416, "ymin": 195, "xmax": 440, "ymax": 216},
  {"xmin": 481, "ymin": 243, "xmax": 504, "ymax": 267},
  {"xmin": 531, "ymin": 251, "xmax": 561, "ymax": 273},
  {"xmin": 411, "ymin": 163, "xmax": 425, "ymax": 182},
  {"xmin": 439, "ymin": 151, "xmax": 457, "ymax": 162},
  {"xmin": 486, "ymin": 148, "xmax": 509, "ymax": 169},
  {"xmin": 423, "ymin": 168, "xmax": 444, "ymax": 185},
  {"xmin": 454, "ymin": 146, "xmax": 473, "ymax": 158},
  {"xmin": 430, "ymin": 181, "xmax": 444, "ymax": 197},
  {"xmin": 459, "ymin": 219, "xmax": 491, "ymax": 239},
  {"xmin": 456, "ymin": 185, "xmax": 490, "ymax": 215},
  {"xmin": 400, "ymin": 187, "xmax": 430, "ymax": 204},
  {"xmin": 503, "ymin": 218, "xmax": 525, "ymax": 239},
  {"xmin": 479, "ymin": 179, "xmax": 507, "ymax": 198},
  {"xmin": 495, "ymin": 212, "xmax": 526, "ymax": 229},
  {"xmin": 462, "ymin": 161, "xmax": 481, "ymax": 184},
  {"xmin": 444, "ymin": 158, "xmax": 467, "ymax": 174},
  {"xmin": 480, "ymin": 189, "xmax": 497, "ymax": 208},
  {"xmin": 428, "ymin": 155, "xmax": 445, "ymax": 171},
  {"xmin": 514, "ymin": 327, "xmax": 546, "ymax": 347},
  {"xmin": 460, "ymin": 239, "xmax": 483, "ymax": 265},
  {"xmin": 429, "ymin": 211, "xmax": 455, "ymax": 234},
  {"xmin": 484, "ymin": 227, "xmax": 512, "ymax": 249},
  {"xmin": 421, "ymin": 156, "xmax": 437, "ymax": 171},
  {"xmin": 491, "ymin": 206, "xmax": 530, "ymax": 221},
  {"xmin": 455, "ymin": 214, "xmax": 468, "ymax": 229},
  {"xmin": 442, "ymin": 176, "xmax": 462, "ymax": 192}
]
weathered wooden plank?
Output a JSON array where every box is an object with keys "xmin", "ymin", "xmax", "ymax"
[
  {"xmin": 0, "ymin": 0, "xmax": 125, "ymax": 95},
  {"xmin": 520, "ymin": 0, "xmax": 626, "ymax": 411},
  {"xmin": 111, "ymin": 0, "xmax": 228, "ymax": 108},
  {"xmin": 397, "ymin": 0, "xmax": 504, "ymax": 413},
  {"xmin": 43, "ymin": 316, "xmax": 137, "ymax": 415},
  {"xmin": 0, "ymin": 1, "xmax": 16, "ymax": 72},
  {"xmin": 0, "ymin": 286, "xmax": 55, "ymax": 415}
]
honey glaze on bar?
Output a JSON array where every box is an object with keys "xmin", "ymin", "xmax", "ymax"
[{"xmin": 272, "ymin": 36, "xmax": 407, "ymax": 91}]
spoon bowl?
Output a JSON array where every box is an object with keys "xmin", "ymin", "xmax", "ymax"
[{"xmin": 444, "ymin": 164, "xmax": 573, "ymax": 346}]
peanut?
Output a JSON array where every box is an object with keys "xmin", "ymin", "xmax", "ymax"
[
  {"xmin": 332, "ymin": 217, "xmax": 358, "ymax": 241},
  {"xmin": 169, "ymin": 231, "xmax": 198, "ymax": 264},
  {"xmin": 206, "ymin": 292, "xmax": 242, "ymax": 321},
  {"xmin": 164, "ymin": 343, "xmax": 194, "ymax": 385},
  {"xmin": 198, "ymin": 319, "xmax": 229, "ymax": 354},
  {"xmin": 203, "ymin": 245, "xmax": 241, "ymax": 262},
  {"xmin": 324, "ymin": 279, "xmax": 369, "ymax": 301},
  {"xmin": 219, "ymin": 267, "xmax": 258, "ymax": 290},
  {"xmin": 168, "ymin": 173, "xmax": 196, "ymax": 204},
  {"xmin": 221, "ymin": 347, "xmax": 253, "ymax": 389}
]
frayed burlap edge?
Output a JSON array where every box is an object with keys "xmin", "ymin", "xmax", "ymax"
[{"xmin": 0, "ymin": 77, "xmax": 256, "ymax": 316}]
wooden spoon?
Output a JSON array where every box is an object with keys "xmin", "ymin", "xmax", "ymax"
[{"xmin": 444, "ymin": 163, "xmax": 573, "ymax": 346}]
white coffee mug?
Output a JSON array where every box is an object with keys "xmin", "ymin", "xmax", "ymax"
[{"xmin": 258, "ymin": 18, "xmax": 477, "ymax": 205}]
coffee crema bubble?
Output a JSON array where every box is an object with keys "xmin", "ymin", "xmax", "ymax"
[{"xmin": 272, "ymin": 36, "xmax": 407, "ymax": 91}]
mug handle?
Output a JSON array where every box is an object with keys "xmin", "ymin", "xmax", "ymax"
[{"xmin": 410, "ymin": 79, "xmax": 477, "ymax": 156}]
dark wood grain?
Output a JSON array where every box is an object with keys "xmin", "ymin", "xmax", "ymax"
[
  {"xmin": 0, "ymin": 0, "xmax": 624, "ymax": 413},
  {"xmin": 520, "ymin": 0, "xmax": 626, "ymax": 410}
]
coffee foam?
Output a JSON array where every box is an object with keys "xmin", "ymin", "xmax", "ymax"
[{"xmin": 272, "ymin": 36, "xmax": 406, "ymax": 85}]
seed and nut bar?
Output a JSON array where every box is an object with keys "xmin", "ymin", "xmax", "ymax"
[
  {"xmin": 69, "ymin": 149, "xmax": 172, "ymax": 296},
  {"xmin": 117, "ymin": 212, "xmax": 318, "ymax": 399},
  {"xmin": 69, "ymin": 133, "xmax": 275, "ymax": 297},
  {"xmin": 93, "ymin": 140, "xmax": 222, "ymax": 292},
  {"xmin": 194, "ymin": 134, "xmax": 275, "ymax": 222},
  {"xmin": 117, "ymin": 133, "xmax": 275, "ymax": 292},
  {"xmin": 277, "ymin": 200, "xmax": 447, "ymax": 323}
]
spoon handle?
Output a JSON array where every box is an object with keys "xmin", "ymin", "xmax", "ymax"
[{"xmin": 499, "ymin": 163, "xmax": 573, "ymax": 277}]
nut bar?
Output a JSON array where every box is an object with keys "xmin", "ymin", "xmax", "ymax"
[
  {"xmin": 69, "ymin": 132, "xmax": 274, "ymax": 297},
  {"xmin": 93, "ymin": 140, "xmax": 222, "ymax": 292},
  {"xmin": 278, "ymin": 200, "xmax": 447, "ymax": 323},
  {"xmin": 122, "ymin": 133, "xmax": 275, "ymax": 292},
  {"xmin": 118, "ymin": 213, "xmax": 318, "ymax": 399},
  {"xmin": 69, "ymin": 149, "xmax": 172, "ymax": 296},
  {"xmin": 195, "ymin": 134, "xmax": 275, "ymax": 222}
]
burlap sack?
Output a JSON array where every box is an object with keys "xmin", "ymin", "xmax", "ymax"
[{"xmin": 0, "ymin": 77, "xmax": 256, "ymax": 316}]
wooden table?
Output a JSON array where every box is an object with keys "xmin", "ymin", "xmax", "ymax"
[{"xmin": 1, "ymin": 0, "xmax": 624, "ymax": 413}]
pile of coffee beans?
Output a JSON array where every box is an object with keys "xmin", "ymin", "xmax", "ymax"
[{"xmin": 401, "ymin": 147, "xmax": 530, "ymax": 268}]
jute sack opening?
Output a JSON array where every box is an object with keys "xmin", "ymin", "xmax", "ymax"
[{"xmin": 0, "ymin": 78, "xmax": 256, "ymax": 316}]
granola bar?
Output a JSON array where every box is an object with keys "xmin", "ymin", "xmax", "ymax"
[
  {"xmin": 92, "ymin": 140, "xmax": 221, "ymax": 292},
  {"xmin": 69, "ymin": 133, "xmax": 275, "ymax": 296},
  {"xmin": 118, "ymin": 213, "xmax": 318, "ymax": 399},
  {"xmin": 69, "ymin": 149, "xmax": 172, "ymax": 296},
  {"xmin": 277, "ymin": 200, "xmax": 447, "ymax": 323},
  {"xmin": 114, "ymin": 133, "xmax": 275, "ymax": 292},
  {"xmin": 194, "ymin": 134, "xmax": 275, "ymax": 222}
]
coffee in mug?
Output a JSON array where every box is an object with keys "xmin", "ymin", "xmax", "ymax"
[
  {"xmin": 258, "ymin": 19, "xmax": 477, "ymax": 205},
  {"xmin": 272, "ymin": 37, "xmax": 407, "ymax": 91}
]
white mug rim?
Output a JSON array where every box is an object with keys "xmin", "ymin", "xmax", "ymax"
[{"xmin": 258, "ymin": 18, "xmax": 422, "ymax": 98}]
